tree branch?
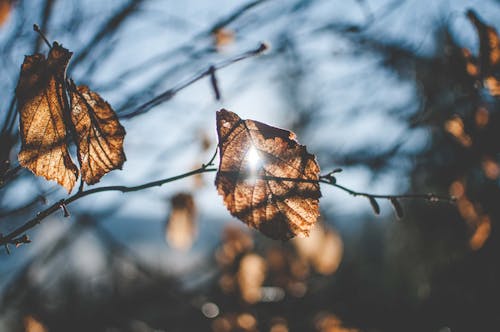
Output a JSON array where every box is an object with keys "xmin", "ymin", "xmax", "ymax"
[
  {"xmin": 0, "ymin": 153, "xmax": 454, "ymax": 249},
  {"xmin": 0, "ymin": 152, "xmax": 218, "ymax": 248},
  {"xmin": 119, "ymin": 42, "xmax": 268, "ymax": 119}
]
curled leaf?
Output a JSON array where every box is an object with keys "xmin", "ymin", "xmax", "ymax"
[
  {"xmin": 390, "ymin": 197, "xmax": 404, "ymax": 219},
  {"xmin": 16, "ymin": 43, "xmax": 78, "ymax": 192},
  {"xmin": 215, "ymin": 109, "xmax": 321, "ymax": 240},
  {"xmin": 368, "ymin": 196, "xmax": 380, "ymax": 215},
  {"xmin": 69, "ymin": 83, "xmax": 126, "ymax": 184},
  {"xmin": 16, "ymin": 41, "xmax": 126, "ymax": 192}
]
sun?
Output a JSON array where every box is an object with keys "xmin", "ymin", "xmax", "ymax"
[{"xmin": 246, "ymin": 146, "xmax": 261, "ymax": 172}]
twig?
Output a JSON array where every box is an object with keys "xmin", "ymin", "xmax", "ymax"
[
  {"xmin": 319, "ymin": 170, "xmax": 454, "ymax": 218},
  {"xmin": 34, "ymin": 0, "xmax": 55, "ymax": 52},
  {"xmin": 120, "ymin": 42, "xmax": 268, "ymax": 119},
  {"xmin": 102, "ymin": 0, "xmax": 269, "ymax": 89},
  {"xmin": 0, "ymin": 150, "xmax": 452, "ymax": 249},
  {"xmin": 70, "ymin": 0, "xmax": 144, "ymax": 68},
  {"xmin": 211, "ymin": 0, "xmax": 268, "ymax": 32},
  {"xmin": 0, "ymin": 152, "xmax": 219, "ymax": 248},
  {"xmin": 33, "ymin": 24, "xmax": 51, "ymax": 49},
  {"xmin": 320, "ymin": 176, "xmax": 453, "ymax": 202},
  {"xmin": 0, "ymin": 164, "xmax": 22, "ymax": 188}
]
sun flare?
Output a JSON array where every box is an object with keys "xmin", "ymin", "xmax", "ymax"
[{"xmin": 246, "ymin": 146, "xmax": 261, "ymax": 172}]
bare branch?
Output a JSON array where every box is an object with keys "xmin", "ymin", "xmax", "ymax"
[
  {"xmin": 119, "ymin": 42, "xmax": 268, "ymax": 119},
  {"xmin": 0, "ymin": 150, "xmax": 219, "ymax": 248},
  {"xmin": 70, "ymin": 0, "xmax": 144, "ymax": 68}
]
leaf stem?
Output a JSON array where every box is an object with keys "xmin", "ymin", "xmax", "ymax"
[{"xmin": 33, "ymin": 24, "xmax": 51, "ymax": 49}]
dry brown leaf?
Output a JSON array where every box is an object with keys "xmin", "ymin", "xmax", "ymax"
[
  {"xmin": 466, "ymin": 9, "xmax": 500, "ymax": 96},
  {"xmin": 462, "ymin": 48, "xmax": 479, "ymax": 77},
  {"xmin": 215, "ymin": 109, "xmax": 321, "ymax": 240},
  {"xmin": 24, "ymin": 315, "xmax": 48, "ymax": 332},
  {"xmin": 17, "ymin": 43, "xmax": 79, "ymax": 192},
  {"xmin": 16, "ymin": 42, "xmax": 126, "ymax": 192},
  {"xmin": 213, "ymin": 28, "xmax": 235, "ymax": 50},
  {"xmin": 69, "ymin": 83, "xmax": 125, "ymax": 184},
  {"xmin": 0, "ymin": 0, "xmax": 12, "ymax": 27},
  {"xmin": 237, "ymin": 253, "xmax": 266, "ymax": 303},
  {"xmin": 292, "ymin": 224, "xmax": 343, "ymax": 275},
  {"xmin": 165, "ymin": 192, "xmax": 197, "ymax": 250}
]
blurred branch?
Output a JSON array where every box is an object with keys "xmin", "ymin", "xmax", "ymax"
[
  {"xmin": 211, "ymin": 0, "xmax": 269, "ymax": 32},
  {"xmin": 0, "ymin": 221, "xmax": 85, "ymax": 311},
  {"xmin": 315, "ymin": 0, "xmax": 405, "ymax": 34},
  {"xmin": 119, "ymin": 42, "xmax": 268, "ymax": 118},
  {"xmin": 71, "ymin": 0, "xmax": 144, "ymax": 68},
  {"xmin": 0, "ymin": 192, "xmax": 51, "ymax": 218},
  {"xmin": 103, "ymin": 0, "xmax": 269, "ymax": 89}
]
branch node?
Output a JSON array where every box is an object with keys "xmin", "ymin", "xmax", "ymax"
[
  {"xmin": 320, "ymin": 168, "xmax": 343, "ymax": 184},
  {"xmin": 13, "ymin": 234, "xmax": 31, "ymax": 248},
  {"xmin": 257, "ymin": 42, "xmax": 270, "ymax": 53},
  {"xmin": 59, "ymin": 200, "xmax": 70, "ymax": 217}
]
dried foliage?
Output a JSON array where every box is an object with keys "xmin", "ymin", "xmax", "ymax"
[
  {"xmin": 0, "ymin": 0, "xmax": 11, "ymax": 27},
  {"xmin": 16, "ymin": 42, "xmax": 125, "ymax": 192},
  {"xmin": 69, "ymin": 83, "xmax": 125, "ymax": 185},
  {"xmin": 292, "ymin": 224, "xmax": 343, "ymax": 275},
  {"xmin": 23, "ymin": 315, "xmax": 48, "ymax": 332},
  {"xmin": 2, "ymin": 2, "xmax": 495, "ymax": 331},
  {"xmin": 215, "ymin": 109, "xmax": 321, "ymax": 240},
  {"xmin": 17, "ymin": 43, "xmax": 79, "ymax": 192},
  {"xmin": 213, "ymin": 28, "xmax": 235, "ymax": 51},
  {"xmin": 464, "ymin": 9, "xmax": 500, "ymax": 96},
  {"xmin": 165, "ymin": 192, "xmax": 197, "ymax": 250}
]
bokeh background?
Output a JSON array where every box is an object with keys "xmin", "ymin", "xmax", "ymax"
[{"xmin": 1, "ymin": 0, "xmax": 500, "ymax": 331}]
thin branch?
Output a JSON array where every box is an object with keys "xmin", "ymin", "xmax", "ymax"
[
  {"xmin": 34, "ymin": 0, "xmax": 55, "ymax": 53},
  {"xmin": 0, "ymin": 151, "xmax": 219, "ymax": 247},
  {"xmin": 0, "ymin": 164, "xmax": 22, "ymax": 188},
  {"xmin": 324, "ymin": 180, "xmax": 453, "ymax": 202},
  {"xmin": 102, "ymin": 0, "xmax": 268, "ymax": 89},
  {"xmin": 210, "ymin": 0, "xmax": 269, "ymax": 32},
  {"xmin": 70, "ymin": 0, "xmax": 144, "ymax": 68},
  {"xmin": 0, "ymin": 150, "xmax": 453, "ymax": 248},
  {"xmin": 119, "ymin": 42, "xmax": 268, "ymax": 119}
]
